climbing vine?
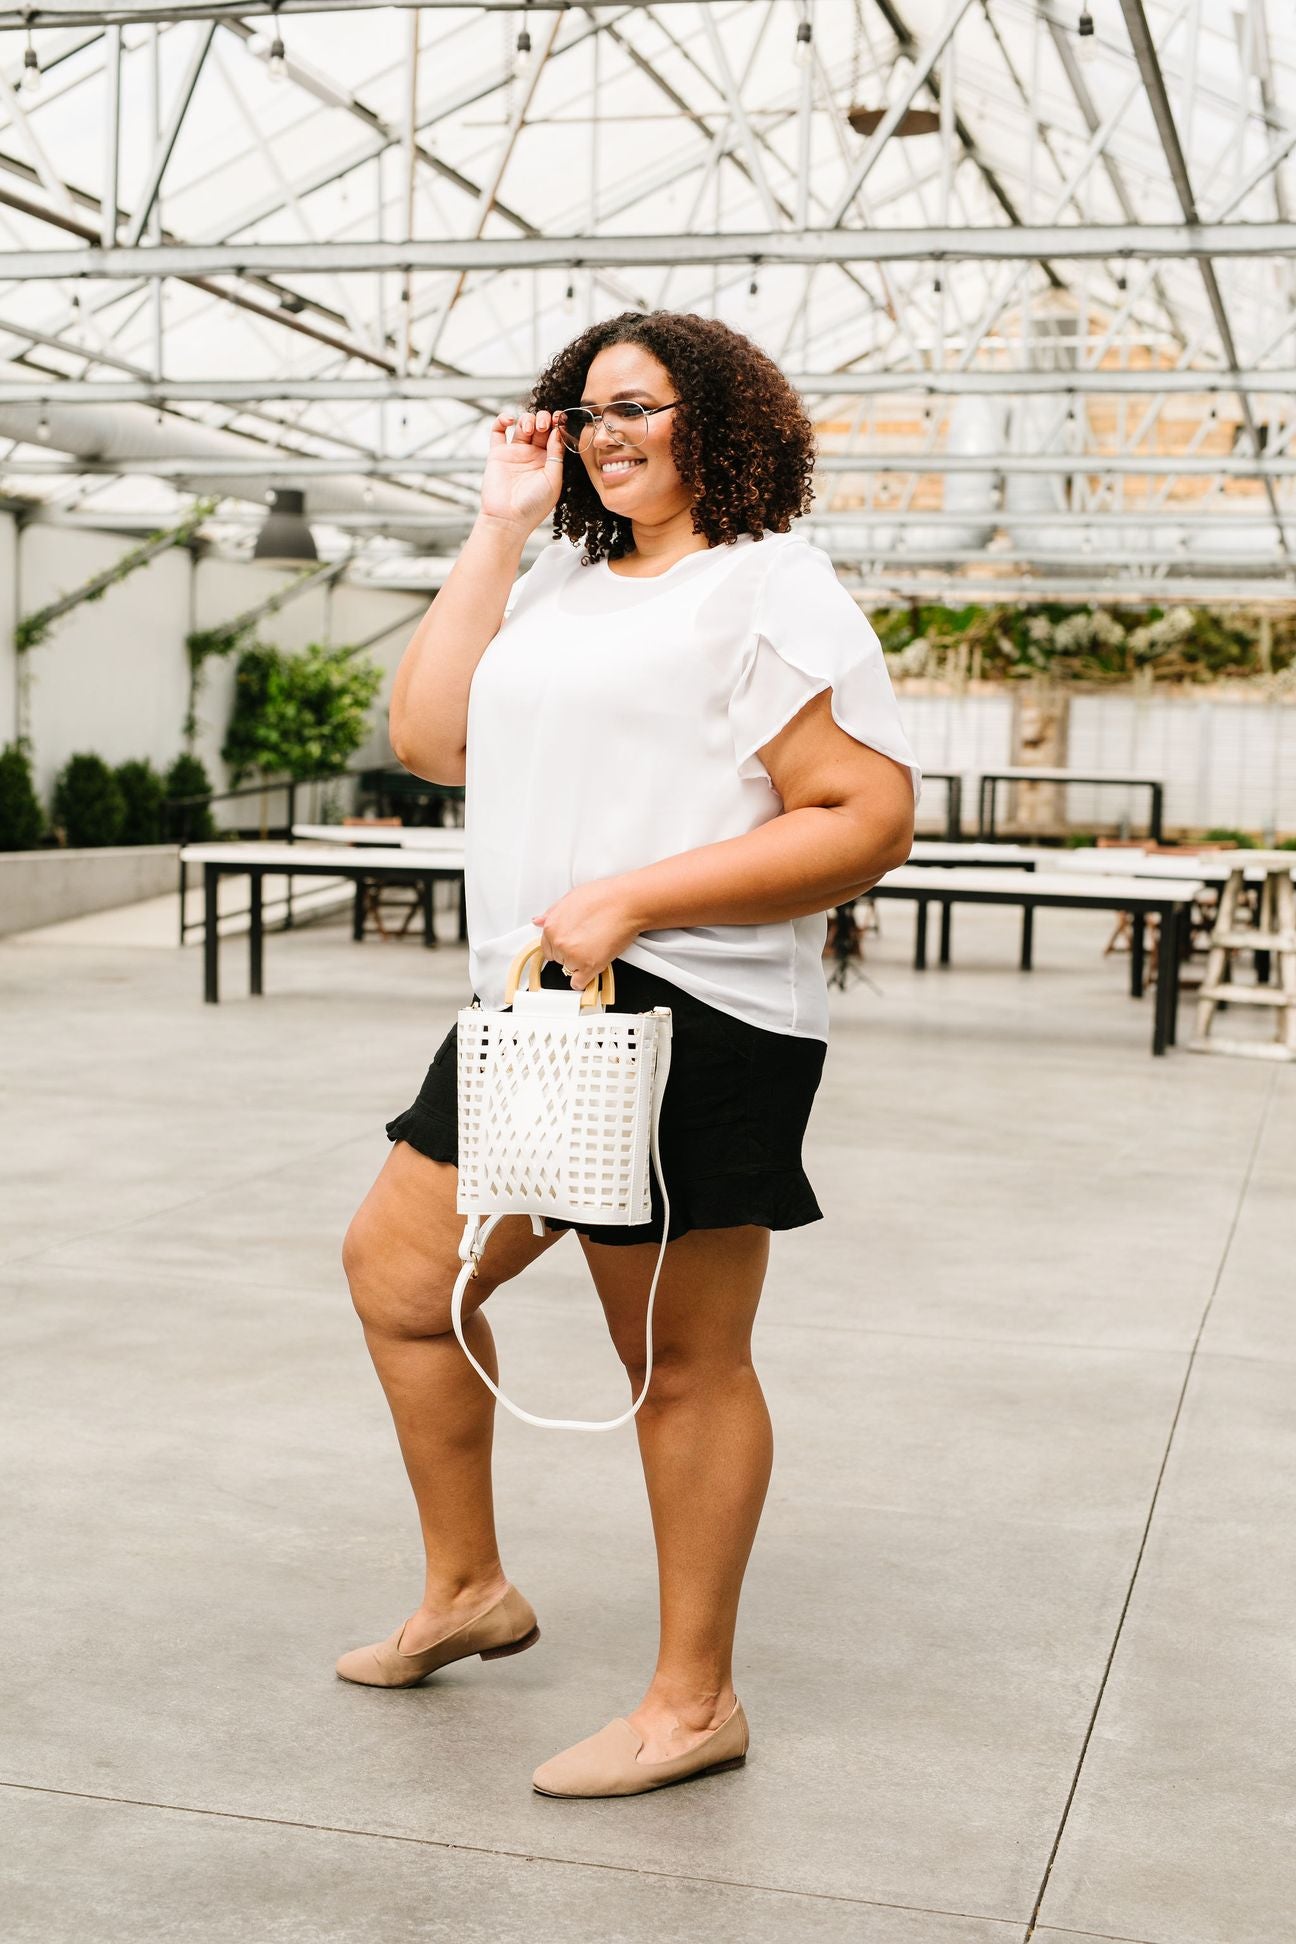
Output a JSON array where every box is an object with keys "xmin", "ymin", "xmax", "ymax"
[{"xmin": 14, "ymin": 498, "xmax": 221, "ymax": 654}]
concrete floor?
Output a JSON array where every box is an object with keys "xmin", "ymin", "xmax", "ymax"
[{"xmin": 1, "ymin": 898, "xmax": 1291, "ymax": 1944}]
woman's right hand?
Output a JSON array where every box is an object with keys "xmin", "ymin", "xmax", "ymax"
[{"xmin": 478, "ymin": 407, "xmax": 567, "ymax": 536}]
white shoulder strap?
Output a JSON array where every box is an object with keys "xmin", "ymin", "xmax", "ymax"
[{"xmin": 450, "ymin": 1023, "xmax": 673, "ymax": 1432}]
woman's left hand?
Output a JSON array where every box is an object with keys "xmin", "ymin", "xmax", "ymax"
[{"xmin": 531, "ymin": 878, "xmax": 644, "ymax": 990}]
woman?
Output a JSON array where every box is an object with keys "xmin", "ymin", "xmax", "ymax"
[{"xmin": 339, "ymin": 310, "xmax": 919, "ymax": 1798}]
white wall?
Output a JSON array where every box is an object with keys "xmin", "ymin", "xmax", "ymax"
[
  {"xmin": 1067, "ymin": 691, "xmax": 1296, "ymax": 837},
  {"xmin": 894, "ymin": 684, "xmax": 1296, "ymax": 837},
  {"xmin": 2, "ymin": 516, "xmax": 424, "ymax": 806},
  {"xmin": 894, "ymin": 692, "xmax": 1015, "ymax": 832}
]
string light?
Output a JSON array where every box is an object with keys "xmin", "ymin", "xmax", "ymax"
[
  {"xmin": 1077, "ymin": 8, "xmax": 1097, "ymax": 64},
  {"xmin": 793, "ymin": 18, "xmax": 813, "ymax": 70},
  {"xmin": 36, "ymin": 410, "xmax": 51, "ymax": 441},
  {"xmin": 563, "ymin": 280, "xmax": 575, "ymax": 313},
  {"xmin": 267, "ymin": 2, "xmax": 287, "ymax": 82},
  {"xmin": 22, "ymin": 24, "xmax": 41, "ymax": 95},
  {"xmin": 513, "ymin": 3, "xmax": 533, "ymax": 80}
]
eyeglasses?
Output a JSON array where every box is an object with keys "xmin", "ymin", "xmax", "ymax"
[{"xmin": 555, "ymin": 399, "xmax": 681, "ymax": 454}]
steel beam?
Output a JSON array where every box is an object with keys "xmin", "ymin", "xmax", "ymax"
[
  {"xmin": 1118, "ymin": 0, "xmax": 1290, "ymax": 560},
  {"xmin": 2, "ymin": 225, "xmax": 1292, "ymax": 282},
  {"xmin": 5, "ymin": 452, "xmax": 1296, "ymax": 479},
  {"xmin": 121, "ymin": 21, "xmax": 216, "ymax": 247},
  {"xmin": 4, "ymin": 370, "xmax": 1291, "ymax": 405},
  {"xmin": 0, "ymin": 0, "xmax": 697, "ymax": 18}
]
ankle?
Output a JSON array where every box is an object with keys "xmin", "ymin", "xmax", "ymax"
[
  {"xmin": 638, "ymin": 1677, "xmax": 736, "ymax": 1732},
  {"xmin": 419, "ymin": 1569, "xmax": 509, "ymax": 1616}
]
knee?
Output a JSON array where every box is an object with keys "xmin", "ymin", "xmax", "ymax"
[
  {"xmin": 620, "ymin": 1345, "xmax": 756, "ymax": 1411},
  {"xmin": 342, "ymin": 1206, "xmax": 513, "ymax": 1341}
]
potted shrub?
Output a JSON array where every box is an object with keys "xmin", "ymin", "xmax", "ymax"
[
  {"xmin": 163, "ymin": 753, "xmax": 217, "ymax": 843},
  {"xmin": 51, "ymin": 753, "xmax": 126, "ymax": 848},
  {"xmin": 114, "ymin": 759, "xmax": 167, "ymax": 845}
]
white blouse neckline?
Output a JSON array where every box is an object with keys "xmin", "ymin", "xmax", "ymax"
[{"xmin": 598, "ymin": 532, "xmax": 759, "ymax": 582}]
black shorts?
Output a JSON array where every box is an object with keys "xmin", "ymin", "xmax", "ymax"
[{"xmin": 384, "ymin": 957, "xmax": 827, "ymax": 1246}]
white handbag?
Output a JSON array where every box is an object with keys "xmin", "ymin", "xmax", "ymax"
[{"xmin": 451, "ymin": 938, "xmax": 674, "ymax": 1432}]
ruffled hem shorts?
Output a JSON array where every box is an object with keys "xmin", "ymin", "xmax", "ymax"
[{"xmin": 384, "ymin": 956, "xmax": 827, "ymax": 1246}]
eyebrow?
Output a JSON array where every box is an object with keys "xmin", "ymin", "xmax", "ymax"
[{"xmin": 575, "ymin": 388, "xmax": 658, "ymax": 407}]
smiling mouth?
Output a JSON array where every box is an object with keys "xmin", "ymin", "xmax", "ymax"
[{"xmin": 599, "ymin": 456, "xmax": 646, "ymax": 479}]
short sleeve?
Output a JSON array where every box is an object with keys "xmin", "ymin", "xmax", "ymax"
[
  {"xmin": 502, "ymin": 536, "xmax": 572, "ymax": 621},
  {"xmin": 729, "ymin": 539, "xmax": 921, "ymax": 800}
]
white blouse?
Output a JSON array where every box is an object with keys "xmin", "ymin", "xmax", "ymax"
[{"xmin": 463, "ymin": 528, "xmax": 920, "ymax": 1041}]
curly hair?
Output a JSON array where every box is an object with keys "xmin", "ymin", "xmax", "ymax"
[{"xmin": 527, "ymin": 310, "xmax": 816, "ymax": 564}]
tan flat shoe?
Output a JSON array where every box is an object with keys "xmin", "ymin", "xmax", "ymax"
[
  {"xmin": 335, "ymin": 1584, "xmax": 540, "ymax": 1688},
  {"xmin": 532, "ymin": 1697, "xmax": 749, "ymax": 1798}
]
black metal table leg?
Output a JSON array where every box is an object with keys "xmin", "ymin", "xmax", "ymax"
[
  {"xmin": 1151, "ymin": 904, "xmax": 1176, "ymax": 1054},
  {"xmin": 1165, "ymin": 905, "xmax": 1182, "ymax": 1046},
  {"xmin": 353, "ymin": 880, "xmax": 366, "ymax": 942},
  {"xmin": 249, "ymin": 872, "xmax": 264, "ymax": 996},
  {"xmin": 914, "ymin": 897, "xmax": 930, "ymax": 970},
  {"xmin": 421, "ymin": 874, "xmax": 436, "ymax": 948},
  {"xmin": 1130, "ymin": 910, "xmax": 1145, "ymax": 998},
  {"xmin": 939, "ymin": 898, "xmax": 953, "ymax": 965},
  {"xmin": 947, "ymin": 776, "xmax": 962, "ymax": 840},
  {"xmin": 457, "ymin": 877, "xmax": 468, "ymax": 941},
  {"xmin": 203, "ymin": 864, "xmax": 219, "ymax": 1004},
  {"xmin": 1020, "ymin": 903, "xmax": 1035, "ymax": 971},
  {"xmin": 1149, "ymin": 783, "xmax": 1164, "ymax": 846}
]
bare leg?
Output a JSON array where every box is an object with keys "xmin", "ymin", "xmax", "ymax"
[
  {"xmin": 343, "ymin": 1141, "xmax": 564, "ymax": 1649},
  {"xmin": 579, "ymin": 1224, "xmax": 772, "ymax": 1762}
]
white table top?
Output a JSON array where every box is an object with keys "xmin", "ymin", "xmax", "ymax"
[
  {"xmin": 291, "ymin": 822, "xmax": 465, "ymax": 849},
  {"xmin": 1049, "ymin": 850, "xmax": 1290, "ymax": 884},
  {"xmin": 181, "ymin": 841, "xmax": 463, "ymax": 870},
  {"xmin": 910, "ymin": 840, "xmax": 1039, "ymax": 864},
  {"xmin": 879, "ymin": 864, "xmax": 1204, "ymax": 903},
  {"xmin": 910, "ymin": 843, "xmax": 1292, "ymax": 885}
]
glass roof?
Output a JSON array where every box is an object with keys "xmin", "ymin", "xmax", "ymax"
[{"xmin": 1, "ymin": 0, "xmax": 1293, "ymax": 601}]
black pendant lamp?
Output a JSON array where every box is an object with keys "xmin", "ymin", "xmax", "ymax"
[{"xmin": 252, "ymin": 487, "xmax": 318, "ymax": 564}]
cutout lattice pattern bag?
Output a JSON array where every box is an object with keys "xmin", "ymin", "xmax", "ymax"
[{"xmin": 451, "ymin": 939, "xmax": 674, "ymax": 1431}]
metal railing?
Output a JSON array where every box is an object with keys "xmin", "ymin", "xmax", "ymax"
[{"xmin": 170, "ymin": 765, "xmax": 464, "ymax": 943}]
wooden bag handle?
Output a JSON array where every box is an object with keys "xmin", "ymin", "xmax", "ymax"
[{"xmin": 502, "ymin": 937, "xmax": 617, "ymax": 1012}]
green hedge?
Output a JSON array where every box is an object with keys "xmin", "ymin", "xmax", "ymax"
[{"xmin": 0, "ymin": 741, "xmax": 44, "ymax": 851}]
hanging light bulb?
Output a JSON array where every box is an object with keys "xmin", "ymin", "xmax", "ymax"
[
  {"xmin": 22, "ymin": 28, "xmax": 41, "ymax": 96},
  {"xmin": 513, "ymin": 25, "xmax": 533, "ymax": 80},
  {"xmin": 563, "ymin": 279, "xmax": 575, "ymax": 313},
  {"xmin": 793, "ymin": 18, "xmax": 813, "ymax": 70},
  {"xmin": 36, "ymin": 411, "xmax": 51, "ymax": 441},
  {"xmin": 1077, "ymin": 8, "xmax": 1097, "ymax": 64},
  {"xmin": 747, "ymin": 272, "xmax": 759, "ymax": 310},
  {"xmin": 267, "ymin": 3, "xmax": 287, "ymax": 82},
  {"xmin": 362, "ymin": 483, "xmax": 375, "ymax": 506}
]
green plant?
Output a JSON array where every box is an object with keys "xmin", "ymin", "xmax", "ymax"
[
  {"xmin": 222, "ymin": 640, "xmax": 383, "ymax": 785},
  {"xmin": 14, "ymin": 499, "xmax": 221, "ymax": 656},
  {"xmin": 1063, "ymin": 832, "xmax": 1099, "ymax": 848},
  {"xmin": 51, "ymin": 753, "xmax": 125, "ymax": 848},
  {"xmin": 183, "ymin": 619, "xmax": 256, "ymax": 747},
  {"xmin": 0, "ymin": 740, "xmax": 44, "ymax": 850},
  {"xmin": 875, "ymin": 601, "xmax": 1296, "ymax": 685},
  {"xmin": 163, "ymin": 753, "xmax": 217, "ymax": 842},
  {"xmin": 1202, "ymin": 827, "xmax": 1258, "ymax": 849},
  {"xmin": 113, "ymin": 759, "xmax": 167, "ymax": 845}
]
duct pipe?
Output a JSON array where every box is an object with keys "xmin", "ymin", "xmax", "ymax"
[{"xmin": 0, "ymin": 398, "xmax": 462, "ymax": 546}]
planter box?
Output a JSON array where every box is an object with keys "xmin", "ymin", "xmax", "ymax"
[{"xmin": 0, "ymin": 844, "xmax": 180, "ymax": 937}]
